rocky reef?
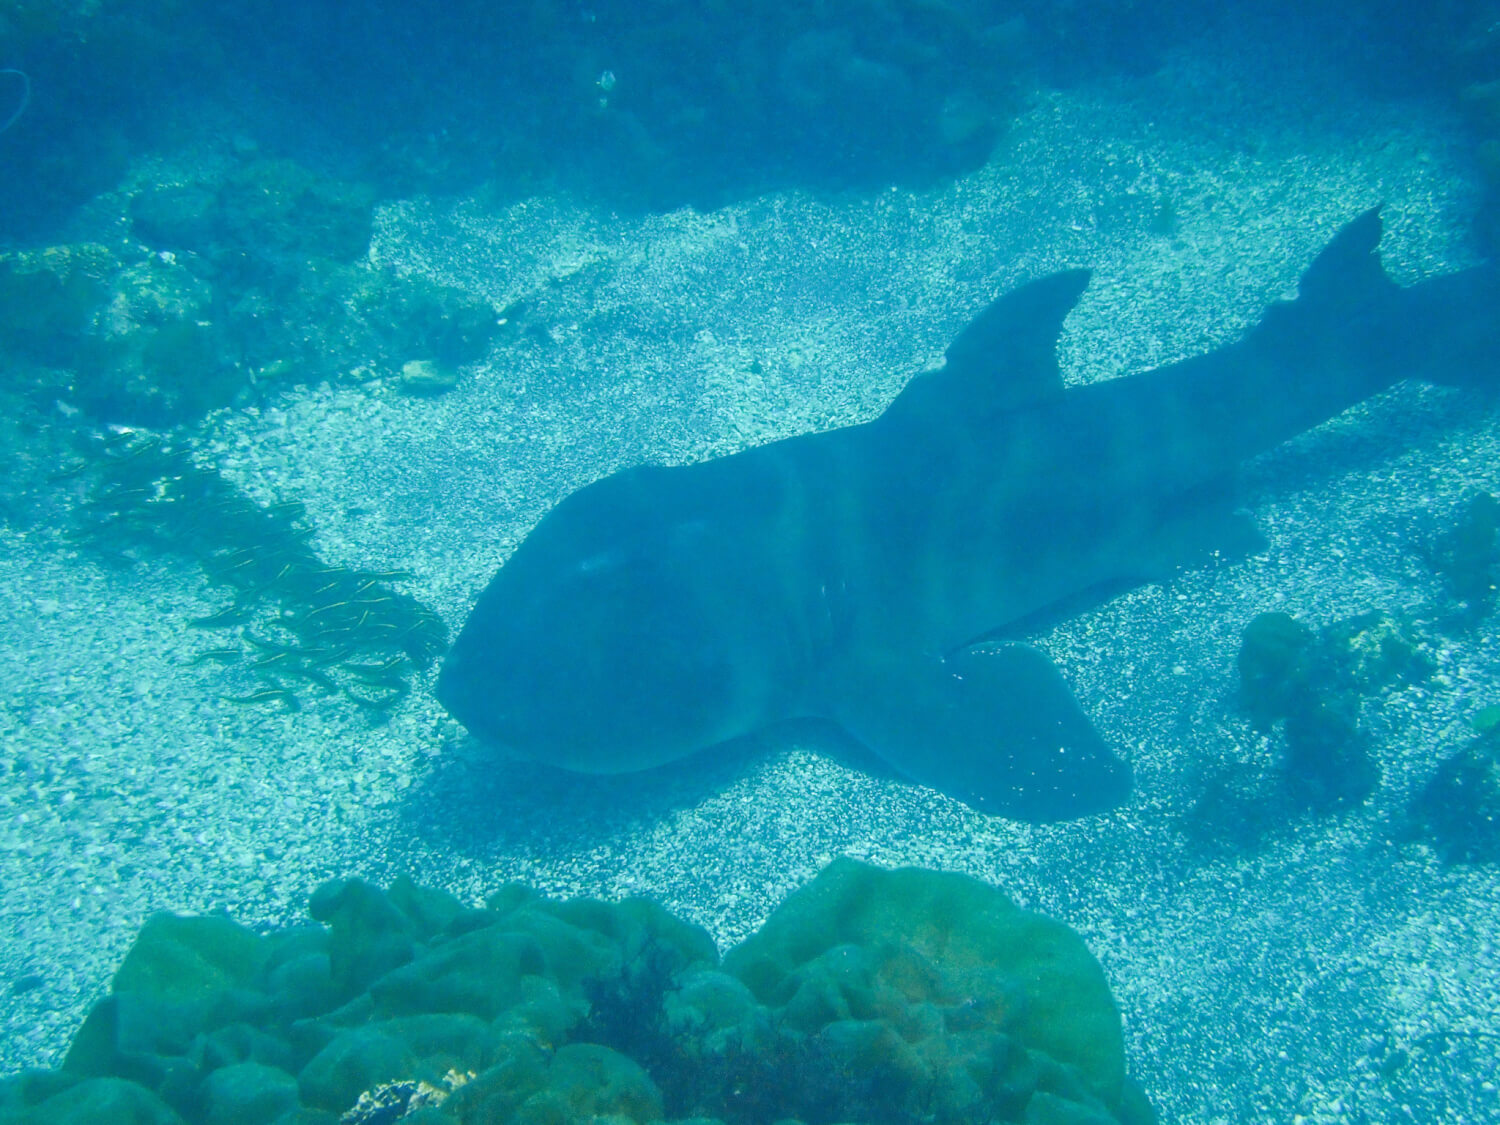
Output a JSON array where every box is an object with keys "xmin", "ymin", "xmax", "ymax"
[
  {"xmin": 1185, "ymin": 489, "xmax": 1500, "ymax": 859},
  {"xmin": 1184, "ymin": 605, "xmax": 1435, "ymax": 851},
  {"xmin": 0, "ymin": 155, "xmax": 496, "ymax": 431},
  {"xmin": 0, "ymin": 858, "xmax": 1154, "ymax": 1125}
]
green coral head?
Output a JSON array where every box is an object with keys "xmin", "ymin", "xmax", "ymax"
[{"xmin": 722, "ymin": 857, "xmax": 1128, "ymax": 1104}]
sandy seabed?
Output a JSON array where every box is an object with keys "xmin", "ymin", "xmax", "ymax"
[{"xmin": 2, "ymin": 39, "xmax": 1497, "ymax": 1125}]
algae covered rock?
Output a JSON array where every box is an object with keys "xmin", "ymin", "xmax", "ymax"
[
  {"xmin": 199, "ymin": 1062, "xmax": 299, "ymax": 1125},
  {"xmin": 1321, "ymin": 611, "xmax": 1434, "ymax": 697},
  {"xmin": 513, "ymin": 1043, "xmax": 662, "ymax": 1125},
  {"xmin": 127, "ymin": 158, "xmax": 375, "ymax": 267},
  {"xmin": 174, "ymin": 158, "xmax": 374, "ymax": 263},
  {"xmin": 585, "ymin": 860, "xmax": 1151, "ymax": 1125},
  {"xmin": 399, "ymin": 358, "xmax": 458, "ymax": 397},
  {"xmin": 1228, "ymin": 608, "xmax": 1432, "ymax": 819},
  {"xmin": 721, "ymin": 857, "xmax": 1146, "ymax": 1125},
  {"xmin": 0, "ymin": 240, "xmax": 237, "ymax": 425},
  {"xmin": 73, "ymin": 252, "xmax": 228, "ymax": 423},
  {"xmin": 0, "ymin": 156, "xmax": 498, "ymax": 431},
  {"xmin": 5, "ymin": 1076, "xmax": 185, "ymax": 1125},
  {"xmin": 297, "ymin": 1016, "xmax": 510, "ymax": 1113},
  {"xmin": 308, "ymin": 877, "xmax": 436, "ymax": 1000},
  {"xmin": 1237, "ymin": 611, "xmax": 1315, "ymax": 729},
  {"xmin": 28, "ymin": 859, "xmax": 1152, "ymax": 1125},
  {"xmin": 1407, "ymin": 729, "xmax": 1500, "ymax": 864},
  {"xmin": 0, "ymin": 243, "xmax": 118, "ymax": 367},
  {"xmin": 0, "ymin": 238, "xmax": 232, "ymax": 425},
  {"xmin": 62, "ymin": 910, "xmax": 273, "ymax": 1083},
  {"xmin": 1194, "ymin": 606, "xmax": 1441, "ymax": 849},
  {"xmin": 126, "ymin": 158, "xmax": 496, "ymax": 395},
  {"xmin": 1431, "ymin": 491, "xmax": 1500, "ymax": 617}
]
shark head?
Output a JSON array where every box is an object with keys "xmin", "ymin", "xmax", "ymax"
[{"xmin": 438, "ymin": 465, "xmax": 787, "ymax": 772}]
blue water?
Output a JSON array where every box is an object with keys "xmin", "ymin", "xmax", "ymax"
[{"xmin": 1, "ymin": 2, "xmax": 1498, "ymax": 1122}]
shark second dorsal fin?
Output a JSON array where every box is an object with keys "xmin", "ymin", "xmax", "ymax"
[{"xmin": 884, "ymin": 268, "xmax": 1090, "ymax": 427}]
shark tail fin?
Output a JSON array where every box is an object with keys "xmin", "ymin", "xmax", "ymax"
[
  {"xmin": 1400, "ymin": 263, "xmax": 1500, "ymax": 389},
  {"xmin": 1244, "ymin": 207, "xmax": 1412, "ymax": 401},
  {"xmin": 1288, "ymin": 206, "xmax": 1500, "ymax": 391}
]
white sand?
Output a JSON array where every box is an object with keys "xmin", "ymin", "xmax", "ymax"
[{"xmin": 2, "ymin": 38, "xmax": 1497, "ymax": 1125}]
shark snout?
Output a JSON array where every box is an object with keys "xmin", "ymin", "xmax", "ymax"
[{"xmin": 435, "ymin": 648, "xmax": 503, "ymax": 740}]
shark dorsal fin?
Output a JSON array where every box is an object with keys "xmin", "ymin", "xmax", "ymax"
[
  {"xmin": 1297, "ymin": 206, "xmax": 1383, "ymax": 305},
  {"xmin": 884, "ymin": 268, "xmax": 1090, "ymax": 426}
]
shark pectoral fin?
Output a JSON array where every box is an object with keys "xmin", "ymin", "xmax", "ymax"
[{"xmin": 826, "ymin": 643, "xmax": 1132, "ymax": 822}]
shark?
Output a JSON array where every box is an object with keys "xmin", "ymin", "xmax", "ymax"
[{"xmin": 437, "ymin": 210, "xmax": 1500, "ymax": 821}]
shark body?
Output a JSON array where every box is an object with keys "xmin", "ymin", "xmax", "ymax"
[{"xmin": 438, "ymin": 211, "xmax": 1500, "ymax": 820}]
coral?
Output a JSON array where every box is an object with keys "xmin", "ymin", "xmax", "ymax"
[
  {"xmin": 1406, "ymin": 729, "xmax": 1500, "ymax": 864},
  {"xmin": 1430, "ymin": 491, "xmax": 1500, "ymax": 620},
  {"xmin": 0, "ymin": 860, "xmax": 1154, "ymax": 1125},
  {"xmin": 1194, "ymin": 606, "xmax": 1437, "ymax": 844},
  {"xmin": 1322, "ymin": 611, "xmax": 1434, "ymax": 695},
  {"xmin": 0, "ymin": 245, "xmax": 119, "ymax": 368},
  {"xmin": 1237, "ymin": 611, "xmax": 1315, "ymax": 729},
  {"xmin": 1, "ymin": 153, "xmax": 498, "ymax": 430},
  {"xmin": 1234, "ymin": 610, "xmax": 1374, "ymax": 812},
  {"xmin": 1235, "ymin": 608, "xmax": 1431, "ymax": 813}
]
